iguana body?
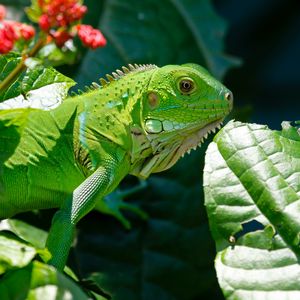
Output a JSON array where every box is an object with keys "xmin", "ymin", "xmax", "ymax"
[{"xmin": 0, "ymin": 63, "xmax": 232, "ymax": 270}]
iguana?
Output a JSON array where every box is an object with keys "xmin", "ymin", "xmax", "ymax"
[{"xmin": 0, "ymin": 63, "xmax": 233, "ymax": 270}]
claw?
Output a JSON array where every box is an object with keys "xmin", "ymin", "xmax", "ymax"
[
  {"xmin": 93, "ymin": 182, "xmax": 148, "ymax": 229},
  {"xmin": 113, "ymin": 211, "xmax": 132, "ymax": 229},
  {"xmin": 119, "ymin": 202, "xmax": 149, "ymax": 220}
]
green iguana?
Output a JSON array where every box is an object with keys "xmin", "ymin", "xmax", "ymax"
[{"xmin": 0, "ymin": 63, "xmax": 233, "ymax": 270}]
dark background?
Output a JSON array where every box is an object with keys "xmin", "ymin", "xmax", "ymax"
[{"xmin": 214, "ymin": 0, "xmax": 300, "ymax": 128}]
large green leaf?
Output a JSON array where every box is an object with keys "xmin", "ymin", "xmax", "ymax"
[
  {"xmin": 204, "ymin": 121, "xmax": 300, "ymax": 299},
  {"xmin": 75, "ymin": 0, "xmax": 239, "ymax": 86},
  {"xmin": 0, "ymin": 54, "xmax": 76, "ymax": 109}
]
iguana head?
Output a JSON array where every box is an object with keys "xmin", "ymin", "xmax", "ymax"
[{"xmin": 136, "ymin": 63, "xmax": 233, "ymax": 177}]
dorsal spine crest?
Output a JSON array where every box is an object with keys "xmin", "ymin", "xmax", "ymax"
[
  {"xmin": 69, "ymin": 64, "xmax": 157, "ymax": 98},
  {"xmin": 98, "ymin": 64, "xmax": 158, "ymax": 89}
]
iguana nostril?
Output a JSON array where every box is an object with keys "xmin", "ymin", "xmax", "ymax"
[{"xmin": 225, "ymin": 91, "xmax": 233, "ymax": 103}]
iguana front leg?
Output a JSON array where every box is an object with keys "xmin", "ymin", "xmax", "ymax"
[{"xmin": 46, "ymin": 155, "xmax": 130, "ymax": 270}]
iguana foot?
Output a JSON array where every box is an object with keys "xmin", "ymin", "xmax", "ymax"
[{"xmin": 94, "ymin": 180, "xmax": 148, "ymax": 229}]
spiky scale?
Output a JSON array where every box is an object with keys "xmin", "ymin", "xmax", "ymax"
[
  {"xmin": 112, "ymin": 72, "xmax": 120, "ymax": 79},
  {"xmin": 122, "ymin": 66, "xmax": 130, "ymax": 73},
  {"xmin": 99, "ymin": 78, "xmax": 108, "ymax": 86},
  {"xmin": 116, "ymin": 69, "xmax": 124, "ymax": 76},
  {"xmin": 128, "ymin": 64, "xmax": 135, "ymax": 71},
  {"xmin": 91, "ymin": 82, "xmax": 100, "ymax": 89},
  {"xmin": 106, "ymin": 74, "xmax": 115, "ymax": 82}
]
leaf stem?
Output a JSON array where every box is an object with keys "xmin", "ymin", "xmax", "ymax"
[{"xmin": 0, "ymin": 37, "xmax": 46, "ymax": 92}]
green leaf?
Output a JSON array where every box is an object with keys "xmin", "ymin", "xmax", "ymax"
[
  {"xmin": 0, "ymin": 261, "xmax": 89, "ymax": 300},
  {"xmin": 75, "ymin": 0, "xmax": 239, "ymax": 86},
  {"xmin": 0, "ymin": 232, "xmax": 36, "ymax": 274},
  {"xmin": 25, "ymin": 0, "xmax": 42, "ymax": 22},
  {"xmin": 0, "ymin": 54, "xmax": 76, "ymax": 110},
  {"xmin": 204, "ymin": 121, "xmax": 300, "ymax": 299},
  {"xmin": 1, "ymin": 219, "xmax": 48, "ymax": 249}
]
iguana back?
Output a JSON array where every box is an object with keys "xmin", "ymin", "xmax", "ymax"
[{"xmin": 0, "ymin": 64, "xmax": 158, "ymax": 217}]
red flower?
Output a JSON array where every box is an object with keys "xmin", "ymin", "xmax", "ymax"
[
  {"xmin": 77, "ymin": 24, "xmax": 106, "ymax": 49},
  {"xmin": 39, "ymin": 14, "xmax": 51, "ymax": 31},
  {"xmin": 38, "ymin": 0, "xmax": 87, "ymax": 31},
  {"xmin": 0, "ymin": 19, "xmax": 35, "ymax": 53},
  {"xmin": 0, "ymin": 22, "xmax": 17, "ymax": 53},
  {"xmin": 14, "ymin": 22, "xmax": 36, "ymax": 40},
  {"xmin": 51, "ymin": 30, "xmax": 73, "ymax": 47},
  {"xmin": 67, "ymin": 3, "xmax": 87, "ymax": 23},
  {"xmin": 35, "ymin": 1, "xmax": 106, "ymax": 49},
  {"xmin": 5, "ymin": 20, "xmax": 36, "ymax": 40},
  {"xmin": 38, "ymin": 0, "xmax": 45, "ymax": 9}
]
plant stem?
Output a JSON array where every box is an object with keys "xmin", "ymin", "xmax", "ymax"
[{"xmin": 0, "ymin": 37, "xmax": 46, "ymax": 92}]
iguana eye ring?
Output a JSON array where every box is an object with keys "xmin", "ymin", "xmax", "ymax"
[{"xmin": 178, "ymin": 78, "xmax": 195, "ymax": 94}]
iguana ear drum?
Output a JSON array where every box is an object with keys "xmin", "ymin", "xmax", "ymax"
[{"xmin": 147, "ymin": 92, "xmax": 159, "ymax": 109}]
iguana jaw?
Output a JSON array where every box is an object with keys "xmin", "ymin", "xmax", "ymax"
[
  {"xmin": 154, "ymin": 118, "xmax": 224, "ymax": 172},
  {"xmin": 135, "ymin": 118, "xmax": 224, "ymax": 178},
  {"xmin": 176, "ymin": 118, "xmax": 223, "ymax": 158}
]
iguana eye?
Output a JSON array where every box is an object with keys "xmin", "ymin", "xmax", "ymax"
[{"xmin": 179, "ymin": 78, "xmax": 195, "ymax": 94}]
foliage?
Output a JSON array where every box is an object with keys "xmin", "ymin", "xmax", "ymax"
[
  {"xmin": 204, "ymin": 121, "xmax": 300, "ymax": 299},
  {"xmin": 2, "ymin": 0, "xmax": 299, "ymax": 299},
  {"xmin": 0, "ymin": 220, "xmax": 93, "ymax": 299}
]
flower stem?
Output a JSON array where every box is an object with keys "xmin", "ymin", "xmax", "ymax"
[{"xmin": 0, "ymin": 37, "xmax": 46, "ymax": 93}]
